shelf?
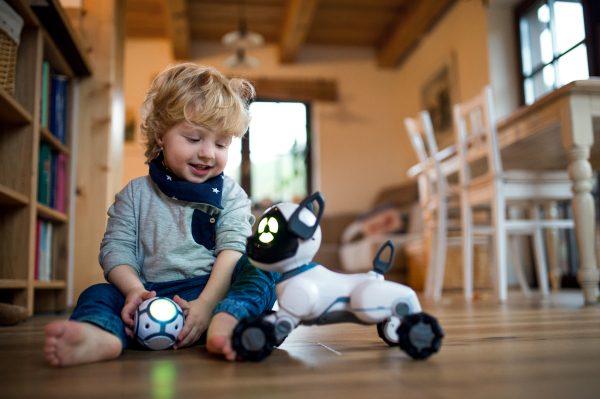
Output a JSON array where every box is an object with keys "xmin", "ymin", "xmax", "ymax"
[
  {"xmin": 37, "ymin": 202, "xmax": 68, "ymax": 223},
  {"xmin": 0, "ymin": 184, "xmax": 29, "ymax": 206},
  {"xmin": 41, "ymin": 127, "xmax": 70, "ymax": 154},
  {"xmin": 34, "ymin": 280, "xmax": 66, "ymax": 289},
  {"xmin": 30, "ymin": 0, "xmax": 92, "ymax": 77},
  {"xmin": 0, "ymin": 87, "xmax": 32, "ymax": 124},
  {"xmin": 4, "ymin": 0, "xmax": 39, "ymax": 28},
  {"xmin": 0, "ymin": 279, "xmax": 28, "ymax": 289},
  {"xmin": 43, "ymin": 31, "xmax": 74, "ymax": 78}
]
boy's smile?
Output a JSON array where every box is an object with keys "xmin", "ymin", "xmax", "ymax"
[{"xmin": 157, "ymin": 121, "xmax": 231, "ymax": 184}]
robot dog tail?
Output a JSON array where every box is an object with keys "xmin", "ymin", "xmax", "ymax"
[{"xmin": 373, "ymin": 241, "xmax": 395, "ymax": 274}]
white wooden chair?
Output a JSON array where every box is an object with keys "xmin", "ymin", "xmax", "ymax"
[
  {"xmin": 404, "ymin": 111, "xmax": 460, "ymax": 300},
  {"xmin": 454, "ymin": 86, "xmax": 574, "ymax": 302}
]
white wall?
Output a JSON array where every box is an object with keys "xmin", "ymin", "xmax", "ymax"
[
  {"xmin": 122, "ymin": 39, "xmax": 174, "ymax": 186},
  {"xmin": 393, "ymin": 0, "xmax": 491, "ymax": 169}
]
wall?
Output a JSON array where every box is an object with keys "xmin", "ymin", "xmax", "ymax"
[
  {"xmin": 393, "ymin": 0, "xmax": 491, "ymax": 169},
  {"xmin": 122, "ymin": 39, "xmax": 174, "ymax": 186},
  {"xmin": 72, "ymin": 0, "xmax": 126, "ymax": 302}
]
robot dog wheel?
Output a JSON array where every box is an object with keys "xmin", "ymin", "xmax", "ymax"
[
  {"xmin": 397, "ymin": 312, "xmax": 444, "ymax": 360},
  {"xmin": 232, "ymin": 314, "xmax": 278, "ymax": 362},
  {"xmin": 377, "ymin": 319, "xmax": 400, "ymax": 347}
]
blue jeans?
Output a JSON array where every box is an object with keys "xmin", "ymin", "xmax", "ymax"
[{"xmin": 70, "ymin": 254, "xmax": 280, "ymax": 349}]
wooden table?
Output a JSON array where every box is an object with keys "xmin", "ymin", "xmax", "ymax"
[
  {"xmin": 408, "ymin": 79, "xmax": 600, "ymax": 304},
  {"xmin": 497, "ymin": 79, "xmax": 600, "ymax": 304}
]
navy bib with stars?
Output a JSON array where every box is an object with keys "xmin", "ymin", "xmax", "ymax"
[
  {"xmin": 149, "ymin": 153, "xmax": 225, "ymax": 249},
  {"xmin": 149, "ymin": 153, "xmax": 224, "ymax": 209}
]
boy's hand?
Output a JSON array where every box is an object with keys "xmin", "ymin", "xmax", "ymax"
[
  {"xmin": 122, "ymin": 288, "xmax": 156, "ymax": 338},
  {"xmin": 172, "ymin": 295, "xmax": 213, "ymax": 349}
]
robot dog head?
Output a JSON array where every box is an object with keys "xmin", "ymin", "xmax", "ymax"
[{"xmin": 246, "ymin": 192, "xmax": 325, "ymax": 273}]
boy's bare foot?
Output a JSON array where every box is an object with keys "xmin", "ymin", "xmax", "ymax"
[
  {"xmin": 44, "ymin": 320, "xmax": 122, "ymax": 367},
  {"xmin": 206, "ymin": 312, "xmax": 239, "ymax": 361}
]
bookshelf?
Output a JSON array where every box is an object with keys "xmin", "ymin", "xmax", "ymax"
[{"xmin": 0, "ymin": 0, "xmax": 91, "ymax": 315}]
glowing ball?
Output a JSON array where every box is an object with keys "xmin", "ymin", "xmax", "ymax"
[{"xmin": 134, "ymin": 297, "xmax": 185, "ymax": 350}]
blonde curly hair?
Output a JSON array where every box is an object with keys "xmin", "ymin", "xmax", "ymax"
[{"xmin": 140, "ymin": 63, "xmax": 255, "ymax": 163}]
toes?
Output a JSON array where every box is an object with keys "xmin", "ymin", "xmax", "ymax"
[
  {"xmin": 206, "ymin": 335, "xmax": 227, "ymax": 354},
  {"xmin": 44, "ymin": 321, "xmax": 67, "ymax": 337}
]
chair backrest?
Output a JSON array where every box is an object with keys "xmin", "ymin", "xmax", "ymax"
[
  {"xmin": 404, "ymin": 111, "xmax": 448, "ymax": 203},
  {"xmin": 452, "ymin": 85, "xmax": 502, "ymax": 186}
]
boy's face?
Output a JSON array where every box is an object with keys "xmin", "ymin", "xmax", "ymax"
[{"xmin": 156, "ymin": 121, "xmax": 231, "ymax": 184}]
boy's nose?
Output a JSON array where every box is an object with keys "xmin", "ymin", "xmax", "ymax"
[{"xmin": 197, "ymin": 143, "xmax": 214, "ymax": 160}]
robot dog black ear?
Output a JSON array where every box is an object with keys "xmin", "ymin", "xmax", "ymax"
[
  {"xmin": 373, "ymin": 240, "xmax": 395, "ymax": 274},
  {"xmin": 288, "ymin": 192, "xmax": 325, "ymax": 240}
]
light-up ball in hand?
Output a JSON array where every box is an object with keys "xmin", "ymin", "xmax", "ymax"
[{"xmin": 134, "ymin": 297, "xmax": 185, "ymax": 350}]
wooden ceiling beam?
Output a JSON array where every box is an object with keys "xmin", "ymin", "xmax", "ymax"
[
  {"xmin": 279, "ymin": 0, "xmax": 320, "ymax": 63},
  {"xmin": 377, "ymin": 0, "xmax": 458, "ymax": 68},
  {"xmin": 251, "ymin": 77, "xmax": 337, "ymax": 102},
  {"xmin": 164, "ymin": 0, "xmax": 190, "ymax": 60}
]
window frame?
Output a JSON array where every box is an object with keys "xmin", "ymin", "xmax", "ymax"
[
  {"xmin": 240, "ymin": 100, "xmax": 313, "ymax": 203},
  {"xmin": 514, "ymin": 0, "xmax": 599, "ymax": 105}
]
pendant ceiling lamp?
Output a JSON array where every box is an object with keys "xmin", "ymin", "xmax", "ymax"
[{"xmin": 222, "ymin": 1, "xmax": 264, "ymax": 68}]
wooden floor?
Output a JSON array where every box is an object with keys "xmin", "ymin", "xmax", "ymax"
[{"xmin": 1, "ymin": 290, "xmax": 599, "ymax": 399}]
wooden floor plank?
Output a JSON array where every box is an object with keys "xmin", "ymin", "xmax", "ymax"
[{"xmin": 0, "ymin": 290, "xmax": 599, "ymax": 399}]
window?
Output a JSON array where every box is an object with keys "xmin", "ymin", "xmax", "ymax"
[
  {"xmin": 517, "ymin": 0, "xmax": 590, "ymax": 104},
  {"xmin": 224, "ymin": 101, "xmax": 312, "ymax": 206}
]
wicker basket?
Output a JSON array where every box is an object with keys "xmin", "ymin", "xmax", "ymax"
[
  {"xmin": 0, "ymin": 30, "xmax": 17, "ymax": 96},
  {"xmin": 0, "ymin": 0, "xmax": 24, "ymax": 97}
]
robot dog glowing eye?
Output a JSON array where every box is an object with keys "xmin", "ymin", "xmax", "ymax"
[
  {"xmin": 259, "ymin": 233, "xmax": 274, "ymax": 243},
  {"xmin": 268, "ymin": 218, "xmax": 279, "ymax": 233},
  {"xmin": 258, "ymin": 217, "xmax": 279, "ymax": 243},
  {"xmin": 258, "ymin": 217, "xmax": 279, "ymax": 234}
]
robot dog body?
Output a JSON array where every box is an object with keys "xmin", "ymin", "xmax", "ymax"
[
  {"xmin": 232, "ymin": 192, "xmax": 443, "ymax": 361},
  {"xmin": 276, "ymin": 264, "xmax": 421, "ymax": 327}
]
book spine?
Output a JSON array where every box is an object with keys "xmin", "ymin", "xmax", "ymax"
[
  {"xmin": 35, "ymin": 219, "xmax": 41, "ymax": 281},
  {"xmin": 38, "ymin": 221, "xmax": 47, "ymax": 282},
  {"xmin": 59, "ymin": 77, "xmax": 67, "ymax": 144},
  {"xmin": 40, "ymin": 62, "xmax": 50, "ymax": 129},
  {"xmin": 50, "ymin": 152, "xmax": 57, "ymax": 209},
  {"xmin": 56, "ymin": 153, "xmax": 67, "ymax": 213},
  {"xmin": 46, "ymin": 222, "xmax": 53, "ymax": 281},
  {"xmin": 37, "ymin": 144, "xmax": 51, "ymax": 205}
]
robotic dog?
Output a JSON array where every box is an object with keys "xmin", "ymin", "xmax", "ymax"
[{"xmin": 232, "ymin": 192, "xmax": 443, "ymax": 361}]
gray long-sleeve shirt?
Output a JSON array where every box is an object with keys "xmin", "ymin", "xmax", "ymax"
[{"xmin": 98, "ymin": 157, "xmax": 255, "ymax": 283}]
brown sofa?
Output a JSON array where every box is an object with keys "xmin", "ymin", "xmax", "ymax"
[{"xmin": 313, "ymin": 182, "xmax": 420, "ymax": 284}]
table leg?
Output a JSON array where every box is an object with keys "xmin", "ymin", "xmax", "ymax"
[{"xmin": 568, "ymin": 146, "xmax": 599, "ymax": 304}]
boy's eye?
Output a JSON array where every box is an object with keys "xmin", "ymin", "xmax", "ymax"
[
  {"xmin": 186, "ymin": 137, "xmax": 199, "ymax": 143},
  {"xmin": 216, "ymin": 143, "xmax": 229, "ymax": 149}
]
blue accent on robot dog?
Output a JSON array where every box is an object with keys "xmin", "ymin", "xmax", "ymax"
[{"xmin": 278, "ymin": 262, "xmax": 318, "ymax": 283}]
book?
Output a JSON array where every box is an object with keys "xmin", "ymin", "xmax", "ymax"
[
  {"xmin": 59, "ymin": 77, "xmax": 67, "ymax": 144},
  {"xmin": 40, "ymin": 62, "xmax": 50, "ymax": 129},
  {"xmin": 37, "ymin": 221, "xmax": 53, "ymax": 282},
  {"xmin": 55, "ymin": 153, "xmax": 67, "ymax": 213},
  {"xmin": 45, "ymin": 222, "xmax": 53, "ymax": 281},
  {"xmin": 37, "ymin": 144, "xmax": 52, "ymax": 205},
  {"xmin": 50, "ymin": 152, "xmax": 57, "ymax": 209},
  {"xmin": 38, "ymin": 221, "xmax": 47, "ymax": 281},
  {"xmin": 49, "ymin": 74, "xmax": 68, "ymax": 143},
  {"xmin": 34, "ymin": 219, "xmax": 41, "ymax": 281}
]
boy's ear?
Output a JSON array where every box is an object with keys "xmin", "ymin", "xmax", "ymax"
[
  {"xmin": 154, "ymin": 122, "xmax": 164, "ymax": 146},
  {"xmin": 155, "ymin": 130, "xmax": 164, "ymax": 147}
]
